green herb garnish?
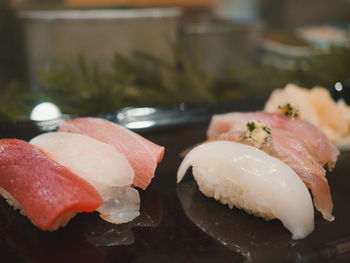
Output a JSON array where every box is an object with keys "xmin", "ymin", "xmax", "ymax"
[
  {"xmin": 245, "ymin": 120, "xmax": 271, "ymax": 148},
  {"xmin": 262, "ymin": 126, "xmax": 271, "ymax": 136},
  {"xmin": 247, "ymin": 121, "xmax": 256, "ymax": 132},
  {"xmin": 278, "ymin": 103, "xmax": 299, "ymax": 118}
]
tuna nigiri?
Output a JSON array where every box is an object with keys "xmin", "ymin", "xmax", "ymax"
[
  {"xmin": 59, "ymin": 117, "xmax": 165, "ymax": 189},
  {"xmin": 177, "ymin": 140, "xmax": 315, "ymax": 239},
  {"xmin": 0, "ymin": 139, "xmax": 103, "ymax": 231},
  {"xmin": 207, "ymin": 111, "xmax": 339, "ymax": 168},
  {"xmin": 30, "ymin": 132, "xmax": 140, "ymax": 224}
]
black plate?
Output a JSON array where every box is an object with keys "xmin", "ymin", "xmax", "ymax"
[{"xmin": 0, "ymin": 102, "xmax": 349, "ymax": 263}]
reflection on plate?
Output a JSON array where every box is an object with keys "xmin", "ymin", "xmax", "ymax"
[
  {"xmin": 177, "ymin": 179, "xmax": 350, "ymax": 262},
  {"xmin": 0, "ymin": 190, "xmax": 162, "ymax": 262},
  {"xmin": 82, "ymin": 191, "xmax": 163, "ymax": 247},
  {"xmin": 0, "ymin": 197, "xmax": 105, "ymax": 263}
]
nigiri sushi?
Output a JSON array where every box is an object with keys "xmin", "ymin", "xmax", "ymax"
[
  {"xmin": 264, "ymin": 83, "xmax": 350, "ymax": 146},
  {"xmin": 217, "ymin": 124, "xmax": 334, "ymax": 221},
  {"xmin": 207, "ymin": 111, "xmax": 339, "ymax": 168},
  {"xmin": 30, "ymin": 132, "xmax": 140, "ymax": 224},
  {"xmin": 58, "ymin": 117, "xmax": 165, "ymax": 189},
  {"xmin": 0, "ymin": 139, "xmax": 103, "ymax": 231},
  {"xmin": 177, "ymin": 140, "xmax": 315, "ymax": 239}
]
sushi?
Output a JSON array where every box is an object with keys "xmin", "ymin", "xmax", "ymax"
[
  {"xmin": 217, "ymin": 124, "xmax": 334, "ymax": 221},
  {"xmin": 207, "ymin": 112, "xmax": 339, "ymax": 221},
  {"xmin": 0, "ymin": 139, "xmax": 103, "ymax": 231},
  {"xmin": 178, "ymin": 108, "xmax": 340, "ymax": 239},
  {"xmin": 58, "ymin": 117, "xmax": 165, "ymax": 189},
  {"xmin": 264, "ymin": 83, "xmax": 350, "ymax": 146},
  {"xmin": 207, "ymin": 111, "xmax": 339, "ymax": 168},
  {"xmin": 177, "ymin": 140, "xmax": 315, "ymax": 239},
  {"xmin": 30, "ymin": 132, "xmax": 140, "ymax": 224},
  {"xmin": 0, "ymin": 116, "xmax": 164, "ymax": 231}
]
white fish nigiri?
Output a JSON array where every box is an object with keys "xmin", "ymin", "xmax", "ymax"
[
  {"xmin": 30, "ymin": 132, "xmax": 140, "ymax": 224},
  {"xmin": 177, "ymin": 140, "xmax": 314, "ymax": 239}
]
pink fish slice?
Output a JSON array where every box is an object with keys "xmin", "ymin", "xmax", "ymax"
[{"xmin": 59, "ymin": 117, "xmax": 164, "ymax": 189}]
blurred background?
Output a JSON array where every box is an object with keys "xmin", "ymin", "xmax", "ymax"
[{"xmin": 0, "ymin": 0, "xmax": 350, "ymax": 121}]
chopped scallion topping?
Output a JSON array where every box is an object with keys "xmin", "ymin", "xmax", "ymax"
[{"xmin": 278, "ymin": 103, "xmax": 300, "ymax": 118}]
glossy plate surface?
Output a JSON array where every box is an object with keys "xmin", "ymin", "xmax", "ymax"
[{"xmin": 0, "ymin": 102, "xmax": 349, "ymax": 263}]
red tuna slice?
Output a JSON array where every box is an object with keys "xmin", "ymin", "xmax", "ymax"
[
  {"xmin": 207, "ymin": 111, "xmax": 339, "ymax": 168},
  {"xmin": 59, "ymin": 117, "xmax": 165, "ymax": 190},
  {"xmin": 0, "ymin": 139, "xmax": 103, "ymax": 231},
  {"xmin": 217, "ymin": 129, "xmax": 334, "ymax": 221}
]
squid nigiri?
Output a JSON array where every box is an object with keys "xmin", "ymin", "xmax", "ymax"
[
  {"xmin": 177, "ymin": 140, "xmax": 315, "ymax": 239},
  {"xmin": 217, "ymin": 126, "xmax": 334, "ymax": 221},
  {"xmin": 0, "ymin": 139, "xmax": 103, "ymax": 230},
  {"xmin": 58, "ymin": 117, "xmax": 165, "ymax": 189},
  {"xmin": 30, "ymin": 132, "xmax": 140, "ymax": 224}
]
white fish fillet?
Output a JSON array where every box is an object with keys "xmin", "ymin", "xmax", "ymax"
[
  {"xmin": 30, "ymin": 132, "xmax": 140, "ymax": 224},
  {"xmin": 177, "ymin": 140, "xmax": 314, "ymax": 239}
]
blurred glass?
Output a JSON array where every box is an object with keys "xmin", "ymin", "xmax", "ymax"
[{"xmin": 214, "ymin": 0, "xmax": 258, "ymax": 22}]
